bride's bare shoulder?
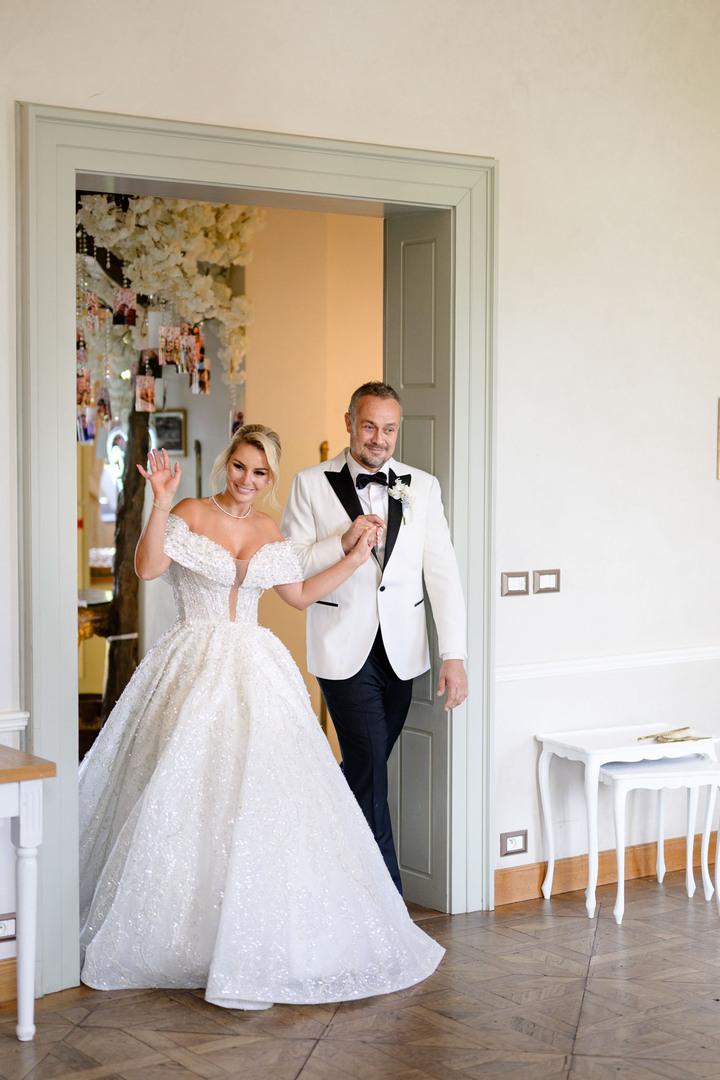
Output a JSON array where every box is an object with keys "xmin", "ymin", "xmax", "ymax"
[
  {"xmin": 171, "ymin": 498, "xmax": 213, "ymax": 527},
  {"xmin": 253, "ymin": 510, "xmax": 284, "ymax": 543}
]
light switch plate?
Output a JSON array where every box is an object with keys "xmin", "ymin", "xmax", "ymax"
[
  {"xmin": 501, "ymin": 571, "xmax": 529, "ymax": 596},
  {"xmin": 533, "ymin": 569, "xmax": 560, "ymax": 594}
]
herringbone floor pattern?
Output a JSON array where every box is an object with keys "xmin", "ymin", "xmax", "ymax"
[{"xmin": 3, "ymin": 872, "xmax": 720, "ymax": 1079}]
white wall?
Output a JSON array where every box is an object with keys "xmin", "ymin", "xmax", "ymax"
[{"xmin": 2, "ymin": 1, "xmax": 720, "ymax": 886}]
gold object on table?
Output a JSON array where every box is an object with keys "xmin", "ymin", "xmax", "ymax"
[{"xmin": 637, "ymin": 726, "xmax": 710, "ymax": 743}]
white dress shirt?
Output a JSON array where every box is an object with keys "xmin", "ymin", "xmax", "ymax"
[
  {"xmin": 345, "ymin": 451, "xmax": 464, "ymax": 663},
  {"xmin": 345, "ymin": 450, "xmax": 393, "ymax": 566}
]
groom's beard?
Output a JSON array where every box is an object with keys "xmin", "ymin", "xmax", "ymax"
[{"xmin": 353, "ymin": 445, "xmax": 393, "ymax": 470}]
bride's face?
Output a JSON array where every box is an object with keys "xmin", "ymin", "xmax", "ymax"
[{"xmin": 225, "ymin": 442, "xmax": 271, "ymax": 507}]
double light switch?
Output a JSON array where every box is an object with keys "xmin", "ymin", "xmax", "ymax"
[{"xmin": 501, "ymin": 569, "xmax": 560, "ymax": 596}]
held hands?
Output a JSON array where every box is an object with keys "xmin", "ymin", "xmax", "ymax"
[
  {"xmin": 341, "ymin": 514, "xmax": 385, "ymax": 556},
  {"xmin": 437, "ymin": 659, "xmax": 468, "ymax": 712},
  {"xmin": 346, "ymin": 524, "xmax": 378, "ymax": 565},
  {"xmin": 137, "ymin": 448, "xmax": 182, "ymax": 508}
]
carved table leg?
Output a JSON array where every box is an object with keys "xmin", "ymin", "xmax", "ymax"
[{"xmin": 538, "ymin": 749, "xmax": 555, "ymax": 899}]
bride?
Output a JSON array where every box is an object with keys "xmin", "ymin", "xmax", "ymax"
[{"xmin": 79, "ymin": 423, "xmax": 444, "ymax": 1010}]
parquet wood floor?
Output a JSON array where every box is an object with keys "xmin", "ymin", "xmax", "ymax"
[{"xmin": 3, "ymin": 872, "xmax": 720, "ymax": 1079}]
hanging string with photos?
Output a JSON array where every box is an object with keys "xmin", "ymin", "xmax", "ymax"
[
  {"xmin": 75, "ymin": 194, "xmax": 262, "ymax": 720},
  {"xmin": 75, "ymin": 194, "xmax": 263, "ymax": 429}
]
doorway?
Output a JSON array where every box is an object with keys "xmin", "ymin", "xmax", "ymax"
[
  {"xmin": 75, "ymin": 198, "xmax": 385, "ymax": 758},
  {"xmin": 17, "ymin": 104, "xmax": 497, "ymax": 995}
]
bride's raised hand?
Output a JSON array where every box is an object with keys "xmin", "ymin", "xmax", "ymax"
[{"xmin": 137, "ymin": 448, "xmax": 182, "ymax": 507}]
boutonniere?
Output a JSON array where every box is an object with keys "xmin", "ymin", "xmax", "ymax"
[{"xmin": 388, "ymin": 479, "xmax": 414, "ymax": 524}]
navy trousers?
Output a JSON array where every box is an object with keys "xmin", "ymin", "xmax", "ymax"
[{"xmin": 317, "ymin": 630, "xmax": 413, "ymax": 894}]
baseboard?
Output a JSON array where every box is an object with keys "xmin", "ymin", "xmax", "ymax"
[
  {"xmin": 495, "ymin": 832, "xmax": 718, "ymax": 906},
  {"xmin": 0, "ymin": 958, "xmax": 15, "ymax": 1005}
]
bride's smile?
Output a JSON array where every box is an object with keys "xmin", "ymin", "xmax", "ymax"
[{"xmin": 222, "ymin": 446, "xmax": 271, "ymax": 510}]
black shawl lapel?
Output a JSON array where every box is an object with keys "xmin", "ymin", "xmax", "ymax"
[
  {"xmin": 383, "ymin": 469, "xmax": 411, "ymax": 569},
  {"xmin": 325, "ymin": 463, "xmax": 387, "ymax": 569}
]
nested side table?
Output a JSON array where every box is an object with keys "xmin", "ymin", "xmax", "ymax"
[
  {"xmin": 536, "ymin": 724, "xmax": 719, "ymax": 918},
  {"xmin": 0, "ymin": 744, "xmax": 56, "ymax": 1041}
]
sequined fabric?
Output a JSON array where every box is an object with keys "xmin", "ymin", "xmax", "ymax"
[{"xmin": 79, "ymin": 514, "xmax": 444, "ymax": 1007}]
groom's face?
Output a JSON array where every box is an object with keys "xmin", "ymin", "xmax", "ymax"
[{"xmin": 346, "ymin": 395, "xmax": 402, "ymax": 472}]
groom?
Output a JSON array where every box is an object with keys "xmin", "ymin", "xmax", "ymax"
[{"xmin": 281, "ymin": 381, "xmax": 467, "ymax": 893}]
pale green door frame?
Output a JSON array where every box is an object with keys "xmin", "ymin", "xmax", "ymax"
[{"xmin": 17, "ymin": 103, "xmax": 497, "ymax": 995}]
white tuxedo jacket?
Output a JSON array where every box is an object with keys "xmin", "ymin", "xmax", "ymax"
[{"xmin": 281, "ymin": 450, "xmax": 466, "ymax": 681}]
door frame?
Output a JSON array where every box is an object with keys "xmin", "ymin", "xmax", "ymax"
[{"xmin": 16, "ymin": 103, "xmax": 497, "ymax": 995}]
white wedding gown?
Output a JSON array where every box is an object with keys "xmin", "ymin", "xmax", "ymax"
[{"xmin": 79, "ymin": 514, "xmax": 443, "ymax": 1007}]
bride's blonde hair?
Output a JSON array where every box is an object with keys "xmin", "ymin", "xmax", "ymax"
[{"xmin": 209, "ymin": 424, "xmax": 282, "ymax": 509}]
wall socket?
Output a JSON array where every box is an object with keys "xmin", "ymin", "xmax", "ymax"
[
  {"xmin": 500, "ymin": 830, "xmax": 528, "ymax": 857},
  {"xmin": 0, "ymin": 915, "xmax": 16, "ymax": 941}
]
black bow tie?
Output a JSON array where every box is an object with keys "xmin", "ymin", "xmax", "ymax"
[{"xmin": 356, "ymin": 471, "xmax": 388, "ymax": 490}]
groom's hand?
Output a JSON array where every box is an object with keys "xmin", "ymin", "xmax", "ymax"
[
  {"xmin": 341, "ymin": 514, "xmax": 385, "ymax": 555},
  {"xmin": 437, "ymin": 660, "xmax": 468, "ymax": 711}
]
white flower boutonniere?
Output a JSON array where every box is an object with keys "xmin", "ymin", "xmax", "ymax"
[{"xmin": 388, "ymin": 479, "xmax": 415, "ymax": 524}]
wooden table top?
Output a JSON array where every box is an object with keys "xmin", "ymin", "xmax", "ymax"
[{"xmin": 0, "ymin": 745, "xmax": 57, "ymax": 784}]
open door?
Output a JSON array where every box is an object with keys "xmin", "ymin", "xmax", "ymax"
[{"xmin": 385, "ymin": 209, "xmax": 454, "ymax": 910}]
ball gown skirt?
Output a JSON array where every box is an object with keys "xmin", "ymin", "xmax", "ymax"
[{"xmin": 79, "ymin": 514, "xmax": 444, "ymax": 1008}]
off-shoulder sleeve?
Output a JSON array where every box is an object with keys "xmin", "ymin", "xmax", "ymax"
[
  {"xmin": 244, "ymin": 541, "xmax": 304, "ymax": 590},
  {"xmin": 162, "ymin": 514, "xmax": 236, "ymax": 586}
]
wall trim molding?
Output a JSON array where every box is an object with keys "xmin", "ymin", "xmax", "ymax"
[
  {"xmin": 494, "ymin": 832, "xmax": 717, "ymax": 907},
  {"xmin": 0, "ymin": 711, "xmax": 29, "ymax": 735},
  {"xmin": 496, "ymin": 644, "xmax": 720, "ymax": 683}
]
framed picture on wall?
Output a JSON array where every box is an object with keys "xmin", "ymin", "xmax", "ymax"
[{"xmin": 152, "ymin": 409, "xmax": 186, "ymax": 456}]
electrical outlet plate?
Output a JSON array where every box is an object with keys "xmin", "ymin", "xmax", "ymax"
[
  {"xmin": 0, "ymin": 916, "xmax": 16, "ymax": 940},
  {"xmin": 500, "ymin": 830, "xmax": 528, "ymax": 856}
]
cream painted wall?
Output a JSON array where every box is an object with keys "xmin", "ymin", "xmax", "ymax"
[
  {"xmin": 3, "ymin": 1, "xmax": 720, "ymax": 883},
  {"xmin": 245, "ymin": 207, "xmax": 383, "ymax": 730}
]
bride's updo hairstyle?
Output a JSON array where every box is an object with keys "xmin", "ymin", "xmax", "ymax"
[{"xmin": 209, "ymin": 424, "xmax": 282, "ymax": 509}]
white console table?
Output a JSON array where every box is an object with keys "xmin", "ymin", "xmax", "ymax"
[
  {"xmin": 536, "ymin": 724, "xmax": 718, "ymax": 918},
  {"xmin": 0, "ymin": 744, "xmax": 56, "ymax": 1041}
]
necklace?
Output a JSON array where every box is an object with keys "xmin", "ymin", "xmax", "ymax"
[{"xmin": 211, "ymin": 494, "xmax": 252, "ymax": 520}]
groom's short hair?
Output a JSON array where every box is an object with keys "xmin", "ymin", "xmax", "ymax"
[{"xmin": 348, "ymin": 382, "xmax": 402, "ymax": 419}]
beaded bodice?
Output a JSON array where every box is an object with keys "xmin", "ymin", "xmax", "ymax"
[{"xmin": 162, "ymin": 514, "xmax": 302, "ymax": 626}]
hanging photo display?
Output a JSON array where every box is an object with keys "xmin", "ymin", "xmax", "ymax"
[
  {"xmin": 77, "ymin": 368, "xmax": 91, "ymax": 407},
  {"xmin": 77, "ymin": 369, "xmax": 96, "ymax": 444},
  {"xmin": 140, "ymin": 348, "xmax": 161, "ymax": 378},
  {"xmin": 135, "ymin": 375, "xmax": 156, "ymax": 412},
  {"xmin": 86, "ymin": 292, "xmax": 100, "ymax": 334},
  {"xmin": 75, "ymin": 193, "xmax": 261, "ymax": 486},
  {"xmin": 189, "ymin": 330, "xmax": 210, "ymax": 394},
  {"xmin": 113, "ymin": 287, "xmax": 137, "ymax": 326},
  {"xmin": 181, "ymin": 330, "xmax": 199, "ymax": 373},
  {"xmin": 158, "ymin": 326, "xmax": 181, "ymax": 367},
  {"xmin": 77, "ymin": 406, "xmax": 96, "ymax": 445}
]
